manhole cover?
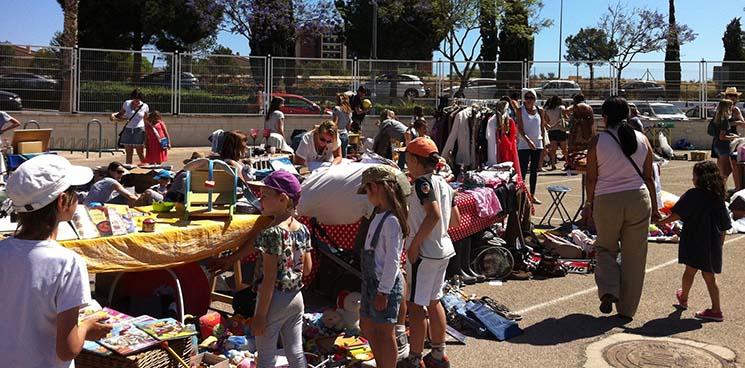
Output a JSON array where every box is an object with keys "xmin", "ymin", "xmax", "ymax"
[{"xmin": 603, "ymin": 340, "xmax": 733, "ymax": 367}]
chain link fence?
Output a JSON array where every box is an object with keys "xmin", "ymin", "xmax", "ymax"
[{"xmin": 1, "ymin": 43, "xmax": 742, "ymax": 118}]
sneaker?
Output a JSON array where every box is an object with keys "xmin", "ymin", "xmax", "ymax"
[
  {"xmin": 532, "ymin": 197, "xmax": 543, "ymax": 205},
  {"xmin": 675, "ymin": 289, "xmax": 688, "ymax": 309},
  {"xmin": 599, "ymin": 294, "xmax": 617, "ymax": 314},
  {"xmin": 423, "ymin": 352, "xmax": 450, "ymax": 368},
  {"xmin": 398, "ymin": 356, "xmax": 425, "ymax": 368},
  {"xmin": 396, "ymin": 331, "xmax": 410, "ymax": 361},
  {"xmin": 695, "ymin": 309, "xmax": 724, "ymax": 322}
]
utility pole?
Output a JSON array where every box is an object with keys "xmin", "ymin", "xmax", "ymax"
[
  {"xmin": 372, "ymin": 1, "xmax": 378, "ymax": 59},
  {"xmin": 558, "ymin": 0, "xmax": 563, "ymax": 79}
]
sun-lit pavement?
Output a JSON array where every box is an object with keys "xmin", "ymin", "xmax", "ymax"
[{"xmin": 59, "ymin": 149, "xmax": 743, "ymax": 367}]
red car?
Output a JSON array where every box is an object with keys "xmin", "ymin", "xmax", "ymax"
[{"xmin": 272, "ymin": 93, "xmax": 331, "ymax": 115}]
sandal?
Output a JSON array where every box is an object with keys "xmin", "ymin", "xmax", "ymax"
[
  {"xmin": 675, "ymin": 289, "xmax": 688, "ymax": 309},
  {"xmin": 695, "ymin": 309, "xmax": 724, "ymax": 322}
]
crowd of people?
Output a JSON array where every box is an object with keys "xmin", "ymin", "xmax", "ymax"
[{"xmin": 0, "ymin": 86, "xmax": 740, "ymax": 367}]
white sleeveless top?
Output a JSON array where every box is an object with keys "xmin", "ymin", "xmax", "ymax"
[
  {"xmin": 595, "ymin": 127, "xmax": 648, "ymax": 196},
  {"xmin": 517, "ymin": 105, "xmax": 543, "ymax": 150}
]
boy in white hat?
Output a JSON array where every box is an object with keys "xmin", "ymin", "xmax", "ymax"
[{"xmin": 0, "ymin": 155, "xmax": 111, "ymax": 367}]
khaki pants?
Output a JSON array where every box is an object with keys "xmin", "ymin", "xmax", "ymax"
[{"xmin": 593, "ymin": 188, "xmax": 651, "ymax": 317}]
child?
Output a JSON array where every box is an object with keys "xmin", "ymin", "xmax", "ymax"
[
  {"xmin": 403, "ymin": 137, "xmax": 461, "ymax": 368},
  {"xmin": 248, "ymin": 170, "xmax": 311, "ymax": 368},
  {"xmin": 356, "ymin": 165, "xmax": 411, "ymax": 368},
  {"xmin": 144, "ymin": 110, "xmax": 170, "ymax": 164},
  {"xmin": 0, "ymin": 155, "xmax": 112, "ymax": 367},
  {"xmin": 138, "ymin": 169, "xmax": 173, "ymax": 205},
  {"xmin": 657, "ymin": 161, "xmax": 731, "ymax": 321}
]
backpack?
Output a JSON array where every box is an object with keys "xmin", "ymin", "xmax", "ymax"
[{"xmin": 707, "ymin": 118, "xmax": 719, "ymax": 137}]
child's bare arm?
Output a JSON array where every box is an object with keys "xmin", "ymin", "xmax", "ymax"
[
  {"xmin": 302, "ymin": 251, "xmax": 313, "ymax": 276},
  {"xmin": 656, "ymin": 212, "xmax": 680, "ymax": 226},
  {"xmin": 409, "ymin": 200, "xmax": 441, "ymax": 261},
  {"xmin": 449, "ymin": 203, "xmax": 461, "ymax": 229}
]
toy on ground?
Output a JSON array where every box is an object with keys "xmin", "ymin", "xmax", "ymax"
[{"xmin": 336, "ymin": 291, "xmax": 362, "ymax": 334}]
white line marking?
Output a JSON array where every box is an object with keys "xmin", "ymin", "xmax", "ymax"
[{"xmin": 515, "ymin": 234, "xmax": 745, "ymax": 315}]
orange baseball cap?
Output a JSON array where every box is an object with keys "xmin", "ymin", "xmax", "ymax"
[{"xmin": 406, "ymin": 137, "xmax": 439, "ymax": 157}]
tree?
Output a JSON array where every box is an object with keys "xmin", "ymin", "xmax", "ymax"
[
  {"xmin": 564, "ymin": 27, "xmax": 616, "ymax": 95},
  {"xmin": 599, "ymin": 1, "xmax": 696, "ymax": 81},
  {"xmin": 722, "ymin": 18, "xmax": 745, "ymax": 90},
  {"xmin": 56, "ymin": 0, "xmax": 78, "ymax": 112},
  {"xmin": 664, "ymin": 0, "xmax": 681, "ymax": 100},
  {"xmin": 479, "ymin": 0, "xmax": 499, "ymax": 78}
]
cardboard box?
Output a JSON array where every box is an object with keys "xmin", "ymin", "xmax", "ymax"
[
  {"xmin": 690, "ymin": 151, "xmax": 709, "ymax": 161},
  {"xmin": 11, "ymin": 128, "xmax": 52, "ymax": 153},
  {"xmin": 17, "ymin": 140, "xmax": 43, "ymax": 154},
  {"xmin": 190, "ymin": 352, "xmax": 230, "ymax": 368}
]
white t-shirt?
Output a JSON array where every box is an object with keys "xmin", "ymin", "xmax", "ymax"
[
  {"xmin": 0, "ymin": 237, "xmax": 91, "ymax": 368},
  {"xmin": 0, "ymin": 111, "xmax": 11, "ymax": 130},
  {"xmin": 364, "ymin": 212, "xmax": 404, "ymax": 294},
  {"xmin": 406, "ymin": 173, "xmax": 456, "ymax": 260},
  {"xmin": 517, "ymin": 105, "xmax": 544, "ymax": 150},
  {"xmin": 122, "ymin": 100, "xmax": 150, "ymax": 129},
  {"xmin": 295, "ymin": 130, "xmax": 341, "ymax": 164},
  {"xmin": 545, "ymin": 106, "xmax": 566, "ymax": 131},
  {"xmin": 332, "ymin": 106, "xmax": 352, "ymax": 134},
  {"xmin": 264, "ymin": 110, "xmax": 285, "ymax": 134}
]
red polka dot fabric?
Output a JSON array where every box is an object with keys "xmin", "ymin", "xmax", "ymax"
[{"xmin": 448, "ymin": 191, "xmax": 505, "ymax": 241}]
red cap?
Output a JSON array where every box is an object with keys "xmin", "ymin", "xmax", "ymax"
[{"xmin": 406, "ymin": 137, "xmax": 439, "ymax": 157}]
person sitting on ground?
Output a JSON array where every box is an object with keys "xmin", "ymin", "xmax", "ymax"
[
  {"xmin": 137, "ymin": 169, "xmax": 174, "ymax": 205},
  {"xmin": 294, "ymin": 120, "xmax": 343, "ymax": 168},
  {"xmin": 373, "ymin": 109, "xmax": 408, "ymax": 160},
  {"xmin": 0, "ymin": 155, "xmax": 112, "ymax": 368},
  {"xmin": 84, "ymin": 161, "xmax": 139, "ymax": 206}
]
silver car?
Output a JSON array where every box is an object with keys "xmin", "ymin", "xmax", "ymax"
[
  {"xmin": 534, "ymin": 80, "xmax": 582, "ymax": 99},
  {"xmin": 363, "ymin": 73, "xmax": 427, "ymax": 99},
  {"xmin": 443, "ymin": 78, "xmax": 499, "ymax": 99},
  {"xmin": 635, "ymin": 102, "xmax": 688, "ymax": 121}
]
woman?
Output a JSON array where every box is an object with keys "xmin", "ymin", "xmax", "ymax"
[
  {"xmin": 84, "ymin": 161, "xmax": 139, "ymax": 206},
  {"xmin": 720, "ymin": 87, "xmax": 745, "ymax": 190},
  {"xmin": 586, "ymin": 97, "xmax": 661, "ymax": 319},
  {"xmin": 294, "ymin": 120, "xmax": 342, "ymax": 168},
  {"xmin": 333, "ymin": 93, "xmax": 353, "ymax": 158},
  {"xmin": 265, "ymin": 97, "xmax": 285, "ymax": 137},
  {"xmin": 372, "ymin": 109, "xmax": 408, "ymax": 160},
  {"xmin": 544, "ymin": 95, "xmax": 568, "ymax": 171},
  {"xmin": 516, "ymin": 88, "xmax": 546, "ymax": 204},
  {"xmin": 219, "ymin": 130, "xmax": 249, "ymax": 181},
  {"xmin": 112, "ymin": 89, "xmax": 149, "ymax": 164}
]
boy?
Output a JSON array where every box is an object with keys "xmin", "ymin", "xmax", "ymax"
[
  {"xmin": 0, "ymin": 155, "xmax": 112, "ymax": 367},
  {"xmin": 403, "ymin": 137, "xmax": 460, "ymax": 368}
]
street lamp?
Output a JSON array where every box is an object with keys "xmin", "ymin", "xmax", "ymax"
[{"xmin": 558, "ymin": 0, "xmax": 564, "ymax": 79}]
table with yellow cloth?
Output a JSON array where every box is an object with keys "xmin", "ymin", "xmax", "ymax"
[{"xmin": 61, "ymin": 206, "xmax": 271, "ymax": 273}]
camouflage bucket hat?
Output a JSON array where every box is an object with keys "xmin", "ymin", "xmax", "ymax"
[{"xmin": 357, "ymin": 165, "xmax": 412, "ymax": 196}]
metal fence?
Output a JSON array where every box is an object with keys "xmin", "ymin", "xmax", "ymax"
[{"xmin": 4, "ymin": 43, "xmax": 745, "ymax": 118}]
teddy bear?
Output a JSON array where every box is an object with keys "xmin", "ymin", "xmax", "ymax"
[{"xmin": 337, "ymin": 291, "xmax": 362, "ymax": 334}]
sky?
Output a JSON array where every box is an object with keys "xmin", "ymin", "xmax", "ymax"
[{"xmin": 1, "ymin": 0, "xmax": 743, "ymax": 80}]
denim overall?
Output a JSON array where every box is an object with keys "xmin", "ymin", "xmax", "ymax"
[{"xmin": 361, "ymin": 211, "xmax": 404, "ymax": 323}]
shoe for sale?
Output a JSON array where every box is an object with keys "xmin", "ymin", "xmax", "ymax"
[
  {"xmin": 599, "ymin": 294, "xmax": 617, "ymax": 314},
  {"xmin": 423, "ymin": 352, "xmax": 450, "ymax": 368},
  {"xmin": 396, "ymin": 331, "xmax": 410, "ymax": 361},
  {"xmin": 675, "ymin": 289, "xmax": 688, "ymax": 309},
  {"xmin": 695, "ymin": 309, "xmax": 724, "ymax": 322}
]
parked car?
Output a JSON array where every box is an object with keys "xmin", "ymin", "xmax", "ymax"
[
  {"xmin": 613, "ymin": 81, "xmax": 666, "ymax": 100},
  {"xmin": 443, "ymin": 78, "xmax": 498, "ymax": 99},
  {"xmin": 0, "ymin": 72, "xmax": 58, "ymax": 91},
  {"xmin": 0, "ymin": 90, "xmax": 22, "ymax": 111},
  {"xmin": 684, "ymin": 105, "xmax": 716, "ymax": 119},
  {"xmin": 533, "ymin": 80, "xmax": 581, "ymax": 99},
  {"xmin": 141, "ymin": 71, "xmax": 200, "ymax": 90},
  {"xmin": 362, "ymin": 73, "xmax": 427, "ymax": 99},
  {"xmin": 272, "ymin": 93, "xmax": 331, "ymax": 115},
  {"xmin": 635, "ymin": 102, "xmax": 688, "ymax": 121}
]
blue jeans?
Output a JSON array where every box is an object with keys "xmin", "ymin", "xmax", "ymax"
[
  {"xmin": 360, "ymin": 249, "xmax": 403, "ymax": 324},
  {"xmin": 339, "ymin": 131, "xmax": 349, "ymax": 158}
]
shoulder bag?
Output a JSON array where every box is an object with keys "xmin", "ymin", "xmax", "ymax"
[{"xmin": 117, "ymin": 102, "xmax": 145, "ymax": 148}]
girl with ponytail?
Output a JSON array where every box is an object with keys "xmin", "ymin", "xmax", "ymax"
[{"xmin": 586, "ymin": 96, "xmax": 661, "ymax": 319}]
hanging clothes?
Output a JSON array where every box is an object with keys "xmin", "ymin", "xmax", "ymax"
[
  {"xmin": 442, "ymin": 107, "xmax": 481, "ymax": 169},
  {"xmin": 486, "ymin": 114, "xmax": 499, "ymax": 165},
  {"xmin": 498, "ymin": 117, "xmax": 522, "ymax": 181}
]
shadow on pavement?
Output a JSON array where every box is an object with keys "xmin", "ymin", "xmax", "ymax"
[
  {"xmin": 622, "ymin": 306, "xmax": 703, "ymax": 337},
  {"xmin": 508, "ymin": 313, "xmax": 627, "ymax": 346}
]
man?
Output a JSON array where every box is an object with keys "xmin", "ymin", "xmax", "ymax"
[{"xmin": 350, "ymin": 86, "xmax": 370, "ymax": 133}]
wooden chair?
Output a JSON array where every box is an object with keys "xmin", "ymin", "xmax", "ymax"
[{"xmin": 184, "ymin": 159, "xmax": 237, "ymax": 220}]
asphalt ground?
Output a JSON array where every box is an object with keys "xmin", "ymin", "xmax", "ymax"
[{"xmin": 59, "ymin": 149, "xmax": 744, "ymax": 367}]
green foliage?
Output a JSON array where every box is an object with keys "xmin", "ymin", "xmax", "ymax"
[
  {"xmin": 722, "ymin": 17, "xmax": 745, "ymax": 89},
  {"xmin": 664, "ymin": 0, "xmax": 681, "ymax": 99}
]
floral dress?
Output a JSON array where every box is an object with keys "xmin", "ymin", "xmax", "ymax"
[{"xmin": 253, "ymin": 224, "xmax": 312, "ymax": 291}]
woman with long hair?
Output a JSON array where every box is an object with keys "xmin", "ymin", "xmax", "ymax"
[
  {"xmin": 265, "ymin": 96, "xmax": 285, "ymax": 137},
  {"xmin": 333, "ymin": 93, "xmax": 353, "ymax": 157},
  {"xmin": 711, "ymin": 99, "xmax": 737, "ymax": 191},
  {"xmin": 293, "ymin": 120, "xmax": 343, "ymax": 168},
  {"xmin": 516, "ymin": 88, "xmax": 546, "ymax": 204},
  {"xmin": 586, "ymin": 97, "xmax": 660, "ymax": 319},
  {"xmin": 544, "ymin": 95, "xmax": 568, "ymax": 171}
]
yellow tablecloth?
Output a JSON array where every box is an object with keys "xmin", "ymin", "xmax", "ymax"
[{"xmin": 61, "ymin": 208, "xmax": 269, "ymax": 273}]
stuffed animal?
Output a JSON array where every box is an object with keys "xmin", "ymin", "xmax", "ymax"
[
  {"xmin": 321, "ymin": 309, "xmax": 345, "ymax": 331},
  {"xmin": 337, "ymin": 291, "xmax": 362, "ymax": 334}
]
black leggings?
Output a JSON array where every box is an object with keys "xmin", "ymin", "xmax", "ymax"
[{"xmin": 518, "ymin": 148, "xmax": 543, "ymax": 195}]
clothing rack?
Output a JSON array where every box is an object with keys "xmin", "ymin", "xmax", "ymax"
[{"xmin": 450, "ymin": 98, "xmax": 502, "ymax": 108}]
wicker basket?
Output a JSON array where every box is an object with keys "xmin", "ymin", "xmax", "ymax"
[{"xmin": 76, "ymin": 337, "xmax": 193, "ymax": 368}]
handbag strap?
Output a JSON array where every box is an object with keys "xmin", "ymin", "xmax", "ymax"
[
  {"xmin": 605, "ymin": 130, "xmax": 644, "ymax": 179},
  {"xmin": 127, "ymin": 102, "xmax": 145, "ymax": 125},
  {"xmin": 368, "ymin": 211, "xmax": 393, "ymax": 251}
]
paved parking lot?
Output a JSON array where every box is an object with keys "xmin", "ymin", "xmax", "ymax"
[{"xmin": 60, "ymin": 149, "xmax": 743, "ymax": 367}]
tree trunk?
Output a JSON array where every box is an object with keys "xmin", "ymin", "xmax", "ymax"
[
  {"xmin": 59, "ymin": 0, "xmax": 78, "ymax": 112},
  {"xmin": 589, "ymin": 64, "xmax": 595, "ymax": 96}
]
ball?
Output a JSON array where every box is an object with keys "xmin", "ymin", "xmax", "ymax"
[{"xmin": 362, "ymin": 99, "xmax": 372, "ymax": 110}]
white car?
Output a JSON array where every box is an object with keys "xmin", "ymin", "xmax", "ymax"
[
  {"xmin": 533, "ymin": 80, "xmax": 582, "ymax": 99},
  {"xmin": 362, "ymin": 73, "xmax": 427, "ymax": 99},
  {"xmin": 443, "ymin": 78, "xmax": 499, "ymax": 99},
  {"xmin": 635, "ymin": 102, "xmax": 688, "ymax": 121}
]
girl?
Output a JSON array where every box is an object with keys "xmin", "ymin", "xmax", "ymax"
[
  {"xmin": 710, "ymin": 99, "xmax": 739, "ymax": 191},
  {"xmin": 264, "ymin": 96, "xmax": 285, "ymax": 137},
  {"xmin": 333, "ymin": 93, "xmax": 353, "ymax": 157},
  {"xmin": 144, "ymin": 110, "xmax": 170, "ymax": 165},
  {"xmin": 248, "ymin": 170, "xmax": 311, "ymax": 368},
  {"xmin": 357, "ymin": 165, "xmax": 409, "ymax": 368},
  {"xmin": 657, "ymin": 161, "xmax": 731, "ymax": 321}
]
